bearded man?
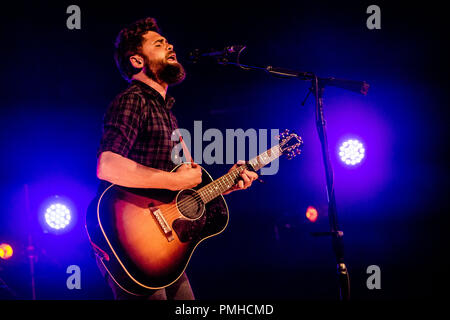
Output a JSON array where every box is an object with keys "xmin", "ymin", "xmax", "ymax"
[{"xmin": 93, "ymin": 17, "xmax": 258, "ymax": 300}]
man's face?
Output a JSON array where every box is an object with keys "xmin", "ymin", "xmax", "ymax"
[{"xmin": 139, "ymin": 31, "xmax": 186, "ymax": 85}]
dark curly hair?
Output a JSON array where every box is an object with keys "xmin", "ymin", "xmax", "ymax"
[{"xmin": 114, "ymin": 17, "xmax": 161, "ymax": 81}]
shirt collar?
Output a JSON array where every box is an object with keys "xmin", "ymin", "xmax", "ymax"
[{"xmin": 131, "ymin": 79, "xmax": 175, "ymax": 110}]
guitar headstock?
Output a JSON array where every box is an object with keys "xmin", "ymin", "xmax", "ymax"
[{"xmin": 278, "ymin": 129, "xmax": 304, "ymax": 160}]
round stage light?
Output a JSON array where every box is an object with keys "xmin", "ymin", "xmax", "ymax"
[
  {"xmin": 44, "ymin": 203, "xmax": 71, "ymax": 230},
  {"xmin": 306, "ymin": 206, "xmax": 318, "ymax": 223},
  {"xmin": 0, "ymin": 243, "xmax": 13, "ymax": 260},
  {"xmin": 339, "ymin": 139, "xmax": 365, "ymax": 165}
]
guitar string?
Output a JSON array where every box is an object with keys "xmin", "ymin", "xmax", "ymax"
[
  {"xmin": 159, "ymin": 165, "xmax": 248, "ymax": 219},
  {"xmin": 160, "ymin": 147, "xmax": 283, "ymax": 219},
  {"xmin": 151, "ymin": 168, "xmax": 241, "ymax": 220},
  {"xmin": 164, "ymin": 154, "xmax": 274, "ymax": 218},
  {"xmin": 159, "ymin": 149, "xmax": 282, "ymax": 220}
]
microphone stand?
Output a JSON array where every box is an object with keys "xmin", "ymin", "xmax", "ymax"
[
  {"xmin": 24, "ymin": 184, "xmax": 36, "ymax": 300},
  {"xmin": 213, "ymin": 55, "xmax": 369, "ymax": 300},
  {"xmin": 311, "ymin": 75, "xmax": 351, "ymax": 301}
]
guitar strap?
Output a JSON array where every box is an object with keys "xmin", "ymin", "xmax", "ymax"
[{"xmin": 174, "ymin": 128, "xmax": 194, "ymax": 164}]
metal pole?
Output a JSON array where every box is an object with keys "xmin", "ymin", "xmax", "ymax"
[{"xmin": 24, "ymin": 184, "xmax": 36, "ymax": 300}]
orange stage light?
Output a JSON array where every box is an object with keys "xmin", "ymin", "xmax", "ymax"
[
  {"xmin": 306, "ymin": 206, "xmax": 318, "ymax": 223},
  {"xmin": 0, "ymin": 243, "xmax": 13, "ymax": 260}
]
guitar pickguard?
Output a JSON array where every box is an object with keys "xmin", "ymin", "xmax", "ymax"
[{"xmin": 173, "ymin": 195, "xmax": 228, "ymax": 243}]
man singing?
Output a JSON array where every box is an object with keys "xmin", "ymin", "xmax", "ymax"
[{"xmin": 93, "ymin": 17, "xmax": 258, "ymax": 300}]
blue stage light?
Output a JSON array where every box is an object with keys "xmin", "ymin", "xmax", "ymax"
[
  {"xmin": 339, "ymin": 139, "xmax": 365, "ymax": 165},
  {"xmin": 44, "ymin": 203, "xmax": 71, "ymax": 230}
]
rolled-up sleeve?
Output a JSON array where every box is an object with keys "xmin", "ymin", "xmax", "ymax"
[{"xmin": 97, "ymin": 93, "xmax": 144, "ymax": 158}]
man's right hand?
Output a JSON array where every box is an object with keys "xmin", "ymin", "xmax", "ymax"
[{"xmin": 171, "ymin": 163, "xmax": 202, "ymax": 190}]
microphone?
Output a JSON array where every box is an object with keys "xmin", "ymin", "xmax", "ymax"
[{"xmin": 188, "ymin": 45, "xmax": 245, "ymax": 63}]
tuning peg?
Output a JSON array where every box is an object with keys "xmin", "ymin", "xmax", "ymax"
[{"xmin": 296, "ymin": 149, "xmax": 301, "ymax": 155}]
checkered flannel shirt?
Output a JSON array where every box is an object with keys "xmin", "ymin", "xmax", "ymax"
[{"xmin": 97, "ymin": 79, "xmax": 180, "ymax": 172}]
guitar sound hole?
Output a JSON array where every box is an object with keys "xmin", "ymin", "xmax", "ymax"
[{"xmin": 176, "ymin": 189, "xmax": 205, "ymax": 220}]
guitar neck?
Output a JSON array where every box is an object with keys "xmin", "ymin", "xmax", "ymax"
[{"xmin": 197, "ymin": 145, "xmax": 282, "ymax": 203}]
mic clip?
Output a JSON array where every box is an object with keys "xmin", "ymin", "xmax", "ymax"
[{"xmin": 188, "ymin": 45, "xmax": 245, "ymax": 64}]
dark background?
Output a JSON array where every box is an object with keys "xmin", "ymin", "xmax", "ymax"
[{"xmin": 0, "ymin": 1, "xmax": 447, "ymax": 300}]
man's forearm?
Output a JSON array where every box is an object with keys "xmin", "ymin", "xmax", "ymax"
[{"xmin": 97, "ymin": 151, "xmax": 178, "ymax": 190}]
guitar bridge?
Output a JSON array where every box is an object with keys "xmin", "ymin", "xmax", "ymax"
[{"xmin": 149, "ymin": 206, "xmax": 174, "ymax": 242}]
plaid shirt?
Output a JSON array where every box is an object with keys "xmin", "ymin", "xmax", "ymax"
[{"xmin": 97, "ymin": 79, "xmax": 181, "ymax": 172}]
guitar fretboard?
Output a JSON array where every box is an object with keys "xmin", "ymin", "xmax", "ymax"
[{"xmin": 197, "ymin": 145, "xmax": 281, "ymax": 203}]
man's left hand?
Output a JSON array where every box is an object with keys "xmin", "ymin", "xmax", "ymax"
[{"xmin": 222, "ymin": 160, "xmax": 258, "ymax": 195}]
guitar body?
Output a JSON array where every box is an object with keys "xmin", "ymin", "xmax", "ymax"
[
  {"xmin": 85, "ymin": 164, "xmax": 229, "ymax": 295},
  {"xmin": 85, "ymin": 130, "xmax": 303, "ymax": 296}
]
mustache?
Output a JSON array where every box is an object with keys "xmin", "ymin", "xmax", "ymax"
[{"xmin": 166, "ymin": 52, "xmax": 177, "ymax": 59}]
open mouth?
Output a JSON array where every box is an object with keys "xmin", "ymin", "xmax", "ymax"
[{"xmin": 167, "ymin": 54, "xmax": 177, "ymax": 61}]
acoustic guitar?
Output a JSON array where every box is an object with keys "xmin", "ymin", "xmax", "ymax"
[{"xmin": 85, "ymin": 130, "xmax": 303, "ymax": 295}]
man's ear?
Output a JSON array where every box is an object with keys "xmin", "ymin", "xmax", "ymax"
[{"xmin": 129, "ymin": 55, "xmax": 144, "ymax": 69}]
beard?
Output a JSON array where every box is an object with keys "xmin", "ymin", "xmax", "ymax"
[{"xmin": 143, "ymin": 56, "xmax": 186, "ymax": 86}]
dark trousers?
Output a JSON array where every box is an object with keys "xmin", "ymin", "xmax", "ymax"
[{"xmin": 96, "ymin": 256, "xmax": 195, "ymax": 300}]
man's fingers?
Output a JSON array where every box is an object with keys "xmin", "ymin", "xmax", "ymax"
[
  {"xmin": 239, "ymin": 171, "xmax": 251, "ymax": 188},
  {"xmin": 248, "ymin": 171, "xmax": 258, "ymax": 181},
  {"xmin": 225, "ymin": 163, "xmax": 259, "ymax": 193},
  {"xmin": 242, "ymin": 169, "xmax": 258, "ymax": 180}
]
